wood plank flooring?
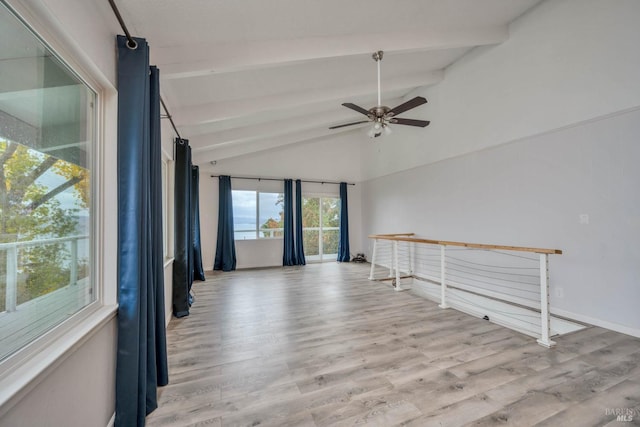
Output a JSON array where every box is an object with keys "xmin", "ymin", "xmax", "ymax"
[{"xmin": 146, "ymin": 263, "xmax": 640, "ymax": 427}]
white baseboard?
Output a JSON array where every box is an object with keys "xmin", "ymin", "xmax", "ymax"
[{"xmin": 550, "ymin": 307, "xmax": 640, "ymax": 338}]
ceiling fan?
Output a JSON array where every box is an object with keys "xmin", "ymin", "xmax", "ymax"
[{"xmin": 329, "ymin": 50, "xmax": 430, "ymax": 138}]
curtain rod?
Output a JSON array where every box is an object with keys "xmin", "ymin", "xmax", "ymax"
[
  {"xmin": 107, "ymin": 0, "xmax": 136, "ymax": 49},
  {"xmin": 210, "ymin": 175, "xmax": 355, "ymax": 186},
  {"xmin": 160, "ymin": 97, "xmax": 182, "ymax": 141},
  {"xmin": 108, "ymin": 0, "xmax": 183, "ymax": 141}
]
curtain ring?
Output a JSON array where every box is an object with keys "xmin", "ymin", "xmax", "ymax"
[{"xmin": 126, "ymin": 38, "xmax": 138, "ymax": 50}]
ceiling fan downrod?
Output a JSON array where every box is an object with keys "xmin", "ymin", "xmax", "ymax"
[{"xmin": 373, "ymin": 50, "xmax": 383, "ymax": 107}]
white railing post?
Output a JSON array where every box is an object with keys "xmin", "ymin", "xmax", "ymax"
[
  {"xmin": 70, "ymin": 237, "xmax": 78, "ymax": 286},
  {"xmin": 537, "ymin": 253, "xmax": 555, "ymax": 347},
  {"xmin": 409, "ymin": 241, "xmax": 415, "ymax": 276},
  {"xmin": 388, "ymin": 241, "xmax": 394, "ymax": 278},
  {"xmin": 368, "ymin": 239, "xmax": 378, "ymax": 280},
  {"xmin": 393, "ymin": 240, "xmax": 402, "ymax": 291},
  {"xmin": 439, "ymin": 244, "xmax": 448, "ymax": 308},
  {"xmin": 5, "ymin": 246, "xmax": 17, "ymax": 312}
]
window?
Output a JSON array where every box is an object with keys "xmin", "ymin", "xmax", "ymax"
[
  {"xmin": 302, "ymin": 196, "xmax": 340, "ymax": 261},
  {"xmin": 161, "ymin": 159, "xmax": 168, "ymax": 258},
  {"xmin": 0, "ymin": 2, "xmax": 96, "ymax": 362},
  {"xmin": 232, "ymin": 190, "xmax": 283, "ymax": 240}
]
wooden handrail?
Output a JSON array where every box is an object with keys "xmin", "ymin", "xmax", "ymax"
[
  {"xmin": 368, "ymin": 234, "xmax": 562, "ymax": 255},
  {"xmin": 370, "ymin": 233, "xmax": 415, "ymax": 237}
]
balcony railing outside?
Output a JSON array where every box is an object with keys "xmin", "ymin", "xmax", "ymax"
[
  {"xmin": 0, "ymin": 235, "xmax": 91, "ymax": 361},
  {"xmin": 234, "ymin": 228, "xmax": 284, "ymax": 239},
  {"xmin": 1, "ymin": 235, "xmax": 89, "ymax": 313}
]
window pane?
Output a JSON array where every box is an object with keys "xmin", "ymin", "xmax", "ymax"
[
  {"xmin": 303, "ymin": 229, "xmax": 320, "ymax": 256},
  {"xmin": 322, "ymin": 197, "xmax": 340, "ymax": 227},
  {"xmin": 258, "ymin": 192, "xmax": 282, "ymax": 238},
  {"xmin": 161, "ymin": 160, "xmax": 168, "ymax": 257},
  {"xmin": 232, "ymin": 190, "xmax": 256, "ymax": 240},
  {"xmin": 0, "ymin": 3, "xmax": 95, "ymax": 362},
  {"xmin": 302, "ymin": 197, "xmax": 320, "ymax": 228},
  {"xmin": 323, "ymin": 229, "xmax": 339, "ymax": 257}
]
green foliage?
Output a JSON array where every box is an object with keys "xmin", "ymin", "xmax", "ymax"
[
  {"xmin": 302, "ymin": 197, "xmax": 340, "ymax": 256},
  {"xmin": 0, "ymin": 139, "xmax": 87, "ymax": 305},
  {"xmin": 53, "ymin": 161, "xmax": 89, "ymax": 208},
  {"xmin": 18, "ymin": 244, "xmax": 70, "ymax": 304},
  {"xmin": 260, "ymin": 217, "xmax": 283, "ymax": 238}
]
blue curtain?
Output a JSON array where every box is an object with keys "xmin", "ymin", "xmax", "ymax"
[
  {"xmin": 337, "ymin": 182, "xmax": 351, "ymax": 262},
  {"xmin": 191, "ymin": 166, "xmax": 205, "ymax": 280},
  {"xmin": 214, "ymin": 175, "xmax": 236, "ymax": 271},
  {"xmin": 148, "ymin": 65, "xmax": 169, "ymax": 405},
  {"xmin": 115, "ymin": 36, "xmax": 168, "ymax": 427},
  {"xmin": 172, "ymin": 139, "xmax": 193, "ymax": 317},
  {"xmin": 294, "ymin": 179, "xmax": 305, "ymax": 265},
  {"xmin": 283, "ymin": 179, "xmax": 297, "ymax": 265}
]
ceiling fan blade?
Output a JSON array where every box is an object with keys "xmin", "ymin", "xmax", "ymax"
[
  {"xmin": 391, "ymin": 118, "xmax": 431, "ymax": 127},
  {"xmin": 387, "ymin": 96, "xmax": 427, "ymax": 117},
  {"xmin": 342, "ymin": 103, "xmax": 371, "ymax": 117},
  {"xmin": 329, "ymin": 120, "xmax": 370, "ymax": 129}
]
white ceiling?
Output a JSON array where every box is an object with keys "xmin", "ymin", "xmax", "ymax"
[{"xmin": 117, "ymin": 0, "xmax": 542, "ymax": 165}]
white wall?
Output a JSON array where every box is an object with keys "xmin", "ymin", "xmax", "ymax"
[
  {"xmin": 199, "ymin": 134, "xmax": 363, "ymax": 269},
  {"xmin": 200, "ymin": 132, "xmax": 362, "ymax": 182},
  {"xmin": 0, "ymin": 319, "xmax": 117, "ymax": 426},
  {"xmin": 360, "ymin": 0, "xmax": 640, "ymax": 336}
]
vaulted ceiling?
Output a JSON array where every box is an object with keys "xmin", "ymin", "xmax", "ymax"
[{"xmin": 118, "ymin": 0, "xmax": 542, "ymax": 166}]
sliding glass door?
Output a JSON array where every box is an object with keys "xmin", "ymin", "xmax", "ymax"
[{"xmin": 302, "ymin": 196, "xmax": 340, "ymax": 261}]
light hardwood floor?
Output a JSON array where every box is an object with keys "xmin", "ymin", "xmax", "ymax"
[{"xmin": 146, "ymin": 262, "xmax": 640, "ymax": 427}]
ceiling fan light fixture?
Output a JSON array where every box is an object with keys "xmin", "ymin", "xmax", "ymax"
[{"xmin": 367, "ymin": 121, "xmax": 390, "ymax": 138}]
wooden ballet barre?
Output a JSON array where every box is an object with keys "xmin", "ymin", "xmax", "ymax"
[{"xmin": 368, "ymin": 234, "xmax": 562, "ymax": 255}]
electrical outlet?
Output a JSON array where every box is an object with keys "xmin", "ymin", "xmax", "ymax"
[{"xmin": 555, "ymin": 287, "xmax": 564, "ymax": 298}]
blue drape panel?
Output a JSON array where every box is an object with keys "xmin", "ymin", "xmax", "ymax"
[
  {"xmin": 148, "ymin": 65, "xmax": 169, "ymax": 401},
  {"xmin": 337, "ymin": 182, "xmax": 351, "ymax": 262},
  {"xmin": 116, "ymin": 36, "xmax": 168, "ymax": 427},
  {"xmin": 172, "ymin": 140, "xmax": 192, "ymax": 317},
  {"xmin": 214, "ymin": 175, "xmax": 236, "ymax": 271},
  {"xmin": 294, "ymin": 179, "xmax": 306, "ymax": 265},
  {"xmin": 191, "ymin": 166, "xmax": 205, "ymax": 281},
  {"xmin": 283, "ymin": 179, "xmax": 297, "ymax": 265}
]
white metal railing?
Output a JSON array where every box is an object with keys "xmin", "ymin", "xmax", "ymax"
[
  {"xmin": 259, "ymin": 228, "xmax": 283, "ymax": 238},
  {"xmin": 235, "ymin": 226, "xmax": 340, "ymax": 241},
  {"xmin": 0, "ymin": 235, "xmax": 89, "ymax": 313},
  {"xmin": 234, "ymin": 228, "xmax": 284, "ymax": 239},
  {"xmin": 368, "ymin": 233, "xmax": 563, "ymax": 348}
]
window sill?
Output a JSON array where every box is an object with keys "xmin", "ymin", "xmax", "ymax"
[{"xmin": 0, "ymin": 303, "xmax": 118, "ymax": 417}]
